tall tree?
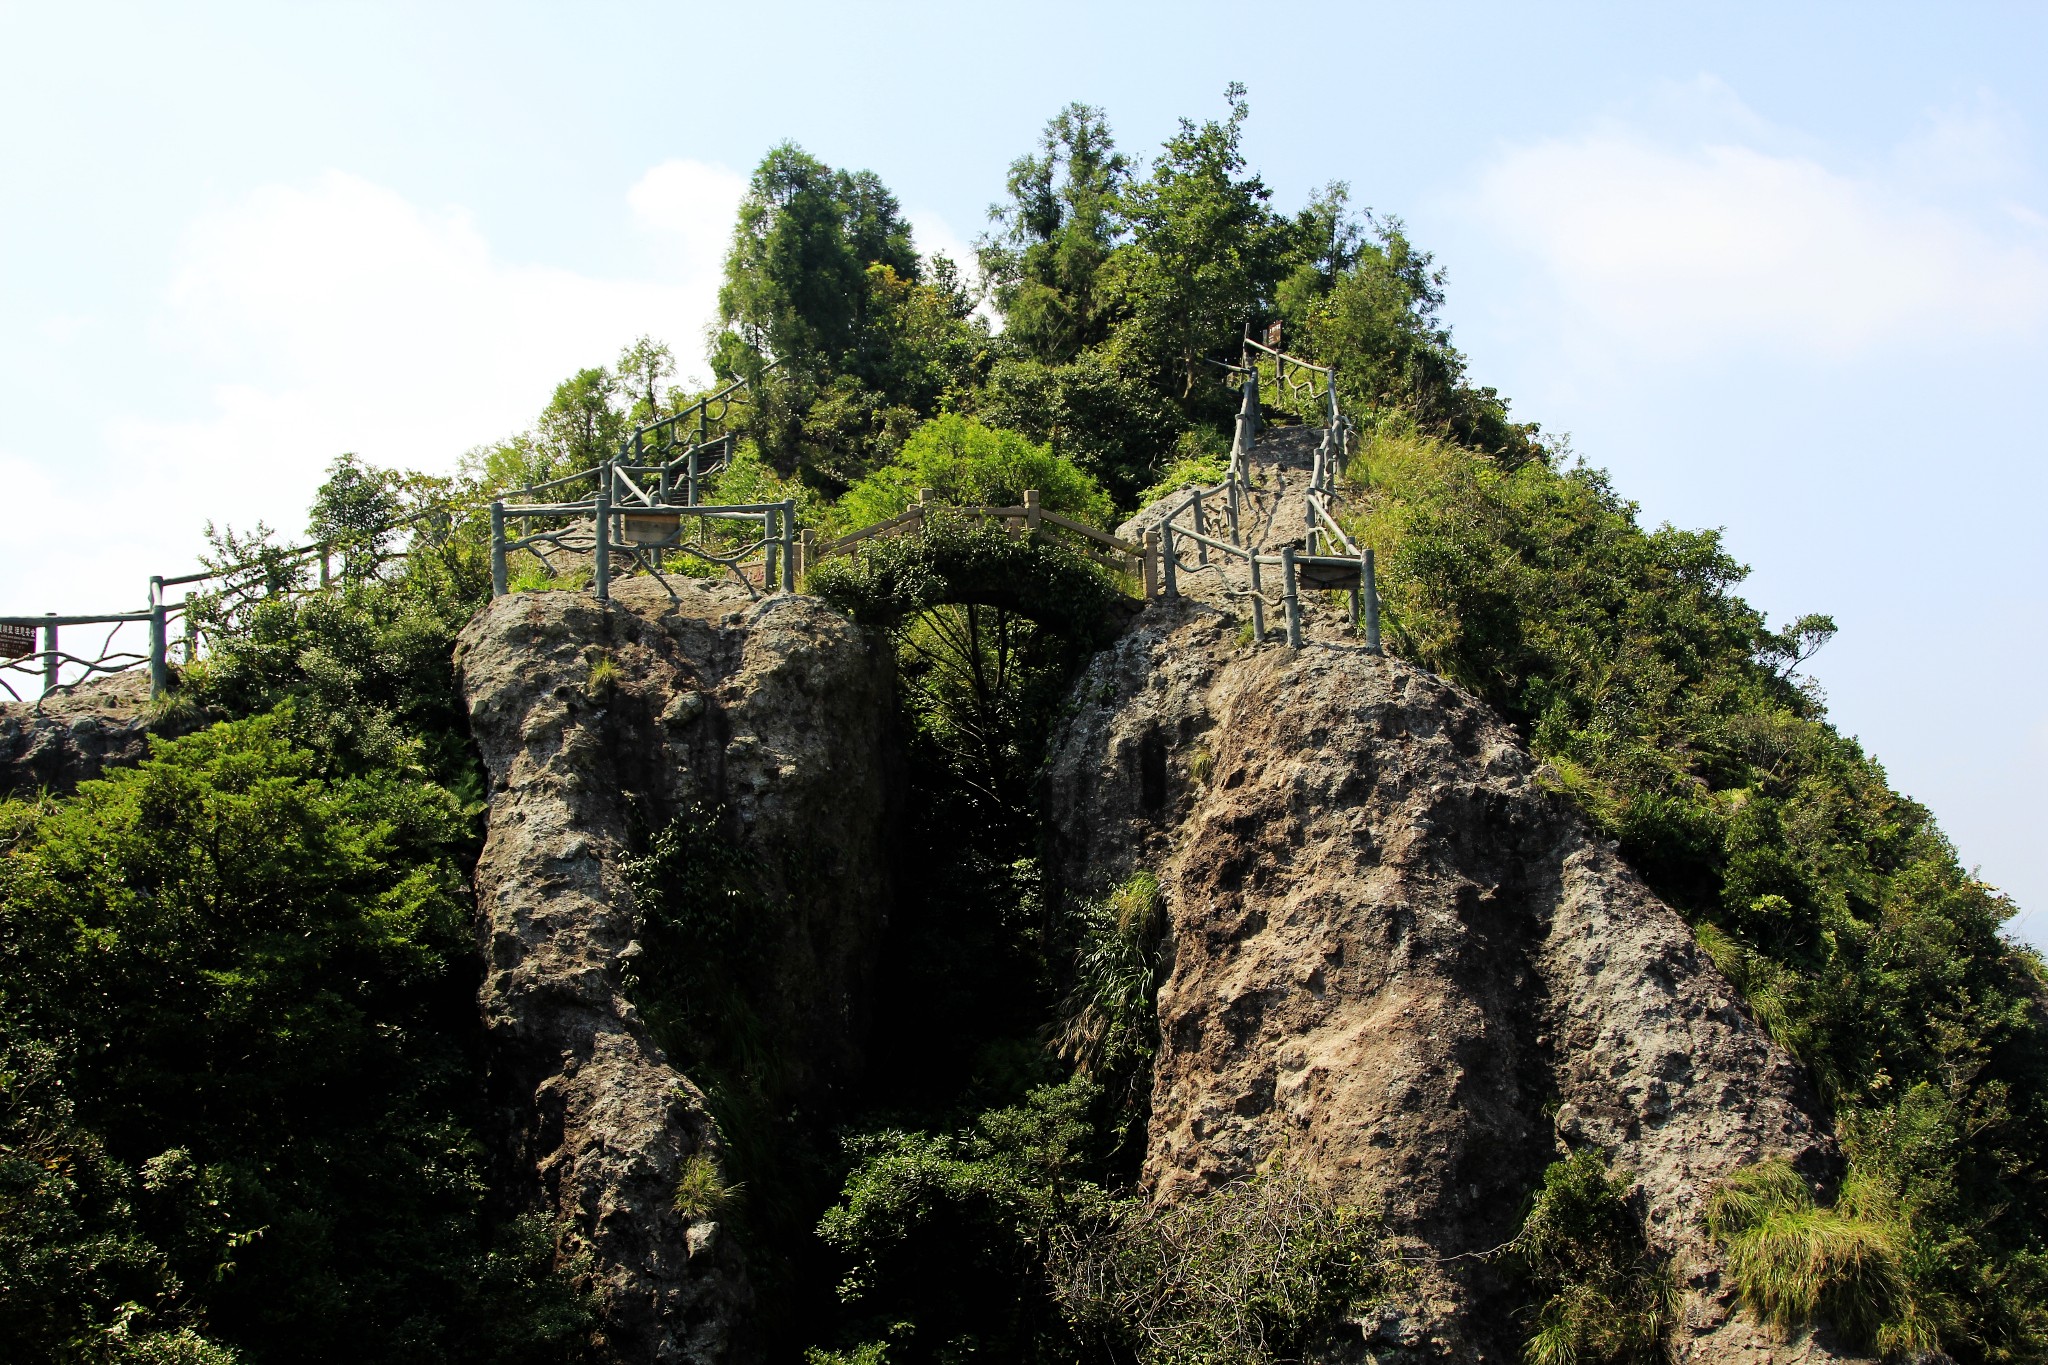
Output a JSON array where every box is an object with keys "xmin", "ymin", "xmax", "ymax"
[
  {"xmin": 616, "ymin": 335, "xmax": 676, "ymax": 423},
  {"xmin": 714, "ymin": 143, "xmax": 981, "ymax": 488},
  {"xmin": 535, "ymin": 366, "xmax": 626, "ymax": 470},
  {"xmin": 979, "ymin": 103, "xmax": 1130, "ymax": 363},
  {"xmin": 1110, "ymin": 83, "xmax": 1286, "ymax": 396},
  {"xmin": 714, "ymin": 142, "xmax": 918, "ymax": 386}
]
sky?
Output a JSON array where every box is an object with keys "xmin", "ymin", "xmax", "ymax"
[{"xmin": 2, "ymin": 1, "xmax": 2042, "ymax": 942}]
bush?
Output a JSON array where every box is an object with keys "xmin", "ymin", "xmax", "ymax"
[
  {"xmin": 1055, "ymin": 869, "xmax": 1166, "ymax": 1135},
  {"xmin": 836, "ymin": 413, "xmax": 1114, "ymax": 533},
  {"xmin": 1049, "ymin": 1167, "xmax": 1396, "ymax": 1365},
  {"xmin": 0, "ymin": 718, "xmax": 594, "ymax": 1363},
  {"xmin": 1507, "ymin": 1152, "xmax": 1675, "ymax": 1365}
]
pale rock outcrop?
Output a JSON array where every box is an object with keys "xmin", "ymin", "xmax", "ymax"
[
  {"xmin": 455, "ymin": 576, "xmax": 894, "ymax": 1365},
  {"xmin": 0, "ymin": 670, "xmax": 187, "ymax": 797},
  {"xmin": 1044, "ymin": 597, "xmax": 1858, "ymax": 1365}
]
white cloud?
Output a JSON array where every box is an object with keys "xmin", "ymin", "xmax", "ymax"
[
  {"xmin": 11, "ymin": 164, "xmax": 747, "ymax": 614},
  {"xmin": 7, "ymin": 163, "xmax": 983, "ymax": 619},
  {"xmin": 1466, "ymin": 99, "xmax": 2048, "ymax": 362}
]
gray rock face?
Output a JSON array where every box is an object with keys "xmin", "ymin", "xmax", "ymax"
[
  {"xmin": 455, "ymin": 576, "xmax": 895, "ymax": 1365},
  {"xmin": 1043, "ymin": 598, "xmax": 1859, "ymax": 1365},
  {"xmin": 0, "ymin": 671, "xmax": 173, "ymax": 798}
]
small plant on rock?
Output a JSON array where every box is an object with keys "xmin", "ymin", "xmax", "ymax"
[{"xmin": 673, "ymin": 1151, "xmax": 742, "ymax": 1221}]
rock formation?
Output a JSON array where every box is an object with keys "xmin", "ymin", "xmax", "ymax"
[
  {"xmin": 455, "ymin": 576, "xmax": 895, "ymax": 1364},
  {"xmin": 0, "ymin": 670, "xmax": 182, "ymax": 798},
  {"xmin": 1043, "ymin": 595, "xmax": 1854, "ymax": 1363}
]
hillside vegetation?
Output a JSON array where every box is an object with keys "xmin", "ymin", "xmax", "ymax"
[{"xmin": 2, "ymin": 87, "xmax": 2041, "ymax": 1364}]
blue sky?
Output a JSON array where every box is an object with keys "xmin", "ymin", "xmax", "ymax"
[{"xmin": 3, "ymin": 1, "xmax": 2043, "ymax": 941}]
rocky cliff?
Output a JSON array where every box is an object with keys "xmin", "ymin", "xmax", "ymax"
[
  {"xmin": 0, "ymin": 671, "xmax": 183, "ymax": 798},
  {"xmin": 454, "ymin": 576, "xmax": 895, "ymax": 1364},
  {"xmin": 1043, "ymin": 595, "xmax": 1855, "ymax": 1364}
]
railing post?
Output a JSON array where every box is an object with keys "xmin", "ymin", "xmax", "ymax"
[
  {"xmin": 781, "ymin": 499, "xmax": 796, "ymax": 592},
  {"xmin": 1249, "ymin": 554, "xmax": 1266, "ymax": 644},
  {"xmin": 42, "ymin": 615, "xmax": 57, "ymax": 697},
  {"xmin": 1362, "ymin": 547, "xmax": 1381, "ymax": 655},
  {"xmin": 1227, "ymin": 476, "xmax": 1240, "ymax": 546},
  {"xmin": 687, "ymin": 445, "xmax": 700, "ymax": 506},
  {"xmin": 1143, "ymin": 531, "xmax": 1160, "ymax": 599},
  {"xmin": 1280, "ymin": 546, "xmax": 1302, "ymax": 649},
  {"xmin": 182, "ymin": 594, "xmax": 196, "ymax": 663},
  {"xmin": 1024, "ymin": 488, "xmax": 1041, "ymax": 534},
  {"xmin": 1191, "ymin": 492, "xmax": 1208, "ymax": 565},
  {"xmin": 1161, "ymin": 520, "xmax": 1179, "ymax": 598},
  {"xmin": 148, "ymin": 575, "xmax": 168, "ymax": 699},
  {"xmin": 594, "ymin": 483, "xmax": 611, "ymax": 602},
  {"xmin": 763, "ymin": 508, "xmax": 779, "ymax": 589},
  {"xmin": 490, "ymin": 501, "xmax": 508, "ymax": 597},
  {"xmin": 319, "ymin": 547, "xmax": 331, "ymax": 590}
]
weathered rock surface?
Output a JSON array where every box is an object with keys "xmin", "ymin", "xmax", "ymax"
[
  {"xmin": 1044, "ymin": 596, "xmax": 1857, "ymax": 1364},
  {"xmin": 455, "ymin": 575, "xmax": 895, "ymax": 1365},
  {"xmin": 0, "ymin": 670, "xmax": 184, "ymax": 798}
]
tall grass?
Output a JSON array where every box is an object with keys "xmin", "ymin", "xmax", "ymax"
[{"xmin": 1704, "ymin": 1160, "xmax": 1927, "ymax": 1354}]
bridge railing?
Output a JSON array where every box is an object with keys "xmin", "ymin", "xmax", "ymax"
[{"xmin": 801, "ymin": 489, "xmax": 1151, "ymax": 590}]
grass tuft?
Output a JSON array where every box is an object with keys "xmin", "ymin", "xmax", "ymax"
[
  {"xmin": 1703, "ymin": 1160, "xmax": 1922, "ymax": 1353},
  {"xmin": 673, "ymin": 1150, "xmax": 742, "ymax": 1221}
]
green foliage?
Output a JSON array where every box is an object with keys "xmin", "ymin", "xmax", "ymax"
[
  {"xmin": 1347, "ymin": 427, "xmax": 2048, "ymax": 1359},
  {"xmin": 1507, "ymin": 1153, "xmax": 1676, "ymax": 1365},
  {"xmin": 1704, "ymin": 1160, "xmax": 1924, "ymax": 1354},
  {"xmin": 0, "ymin": 718, "xmax": 593, "ymax": 1363},
  {"xmin": 836, "ymin": 414, "xmax": 1114, "ymax": 533},
  {"xmin": 1050, "ymin": 1168, "xmax": 1395, "ymax": 1365},
  {"xmin": 809, "ymin": 513, "xmax": 1118, "ymax": 641},
  {"xmin": 1054, "ymin": 870, "xmax": 1165, "ymax": 1134},
  {"xmin": 306, "ymin": 453, "xmax": 401, "ymax": 581},
  {"xmin": 1137, "ymin": 429, "xmax": 1230, "ymax": 505},
  {"xmin": 817, "ymin": 1081, "xmax": 1103, "ymax": 1362},
  {"xmin": 979, "ymin": 102, "xmax": 1130, "ymax": 365},
  {"xmin": 1110, "ymin": 83, "xmax": 1289, "ymax": 402},
  {"xmin": 716, "ymin": 143, "xmax": 985, "ymax": 488},
  {"xmin": 1280, "ymin": 216, "xmax": 1539, "ymax": 462},
  {"xmin": 974, "ymin": 349, "xmax": 1188, "ymax": 508},
  {"xmin": 0, "ymin": 1039, "xmax": 237, "ymax": 1363},
  {"xmin": 184, "ymin": 522, "xmax": 492, "ymax": 789}
]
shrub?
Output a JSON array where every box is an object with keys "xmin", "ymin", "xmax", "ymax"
[
  {"xmin": 1508, "ymin": 1152, "xmax": 1675, "ymax": 1365},
  {"xmin": 1049, "ymin": 1167, "xmax": 1396, "ymax": 1365},
  {"xmin": 0, "ymin": 718, "xmax": 594, "ymax": 1363},
  {"xmin": 1055, "ymin": 869, "xmax": 1167, "ymax": 1132},
  {"xmin": 835, "ymin": 413, "xmax": 1114, "ymax": 533}
]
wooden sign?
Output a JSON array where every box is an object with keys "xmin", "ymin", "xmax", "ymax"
[
  {"xmin": 1264, "ymin": 320, "xmax": 1283, "ymax": 349},
  {"xmin": 0, "ymin": 623, "xmax": 35, "ymax": 659},
  {"xmin": 620, "ymin": 511, "xmax": 683, "ymax": 547}
]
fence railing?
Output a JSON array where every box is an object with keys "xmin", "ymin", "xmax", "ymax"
[
  {"xmin": 4, "ymin": 375, "xmax": 760, "ymax": 706},
  {"xmin": 1141, "ymin": 340, "xmax": 1380, "ymax": 653},
  {"xmin": 7, "ymin": 348, "xmax": 1378, "ymax": 709}
]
